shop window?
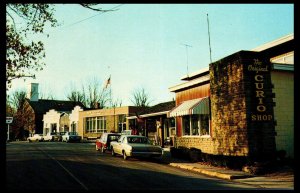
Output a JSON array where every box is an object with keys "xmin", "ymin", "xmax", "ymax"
[
  {"xmin": 200, "ymin": 114, "xmax": 210, "ymax": 136},
  {"xmin": 86, "ymin": 116, "xmax": 107, "ymax": 133},
  {"xmin": 182, "ymin": 116, "xmax": 190, "ymax": 136},
  {"xmin": 191, "ymin": 115, "xmax": 200, "ymax": 136},
  {"xmin": 182, "ymin": 114, "xmax": 210, "ymax": 136}
]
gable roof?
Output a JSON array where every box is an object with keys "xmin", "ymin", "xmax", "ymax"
[{"xmin": 26, "ymin": 99, "xmax": 86, "ymax": 115}]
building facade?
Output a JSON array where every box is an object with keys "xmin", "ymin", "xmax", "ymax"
[
  {"xmin": 169, "ymin": 34, "xmax": 294, "ymax": 160},
  {"xmin": 77, "ymin": 106, "xmax": 144, "ymax": 139}
]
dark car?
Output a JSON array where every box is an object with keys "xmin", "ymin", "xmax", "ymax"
[
  {"xmin": 96, "ymin": 133, "xmax": 121, "ymax": 153},
  {"xmin": 62, "ymin": 132, "xmax": 82, "ymax": 143},
  {"xmin": 53, "ymin": 131, "xmax": 66, "ymax": 142}
]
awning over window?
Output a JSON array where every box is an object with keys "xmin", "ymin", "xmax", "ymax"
[{"xmin": 169, "ymin": 97, "xmax": 210, "ymax": 117}]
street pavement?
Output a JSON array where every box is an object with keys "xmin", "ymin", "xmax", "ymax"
[{"xmin": 162, "ymin": 148, "xmax": 294, "ymax": 190}]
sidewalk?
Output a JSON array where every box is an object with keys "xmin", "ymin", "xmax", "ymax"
[{"xmin": 162, "ymin": 148, "xmax": 294, "ymax": 190}]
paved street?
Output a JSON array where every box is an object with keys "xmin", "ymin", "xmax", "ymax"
[{"xmin": 6, "ymin": 141, "xmax": 263, "ymax": 190}]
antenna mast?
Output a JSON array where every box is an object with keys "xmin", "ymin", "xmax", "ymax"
[{"xmin": 207, "ymin": 13, "xmax": 212, "ymax": 63}]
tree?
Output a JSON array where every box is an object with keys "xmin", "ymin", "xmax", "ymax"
[
  {"xmin": 6, "ymin": 4, "xmax": 58, "ymax": 89},
  {"xmin": 65, "ymin": 78, "xmax": 110, "ymax": 109},
  {"xmin": 6, "ymin": 89, "xmax": 33, "ymax": 140},
  {"xmin": 6, "ymin": 4, "xmax": 116, "ymax": 89},
  {"xmin": 130, "ymin": 87, "xmax": 152, "ymax": 107}
]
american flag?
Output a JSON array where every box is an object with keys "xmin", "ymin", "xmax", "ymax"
[{"xmin": 105, "ymin": 76, "xmax": 111, "ymax": 89}]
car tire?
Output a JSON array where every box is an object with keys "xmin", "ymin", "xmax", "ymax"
[
  {"xmin": 123, "ymin": 151, "xmax": 128, "ymax": 160},
  {"xmin": 111, "ymin": 148, "xmax": 115, "ymax": 156}
]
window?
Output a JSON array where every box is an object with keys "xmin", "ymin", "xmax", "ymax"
[
  {"xmin": 182, "ymin": 116, "xmax": 190, "ymax": 136},
  {"xmin": 85, "ymin": 116, "xmax": 107, "ymax": 133},
  {"xmin": 191, "ymin": 115, "xmax": 200, "ymax": 136},
  {"xmin": 182, "ymin": 114, "xmax": 210, "ymax": 136},
  {"xmin": 200, "ymin": 114, "xmax": 210, "ymax": 136}
]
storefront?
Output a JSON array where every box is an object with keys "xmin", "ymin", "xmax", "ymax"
[
  {"xmin": 77, "ymin": 106, "xmax": 144, "ymax": 139},
  {"xmin": 127, "ymin": 101, "xmax": 176, "ymax": 147},
  {"xmin": 169, "ymin": 34, "xmax": 294, "ymax": 161}
]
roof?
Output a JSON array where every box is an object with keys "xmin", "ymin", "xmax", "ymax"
[
  {"xmin": 26, "ymin": 99, "xmax": 86, "ymax": 115},
  {"xmin": 251, "ymin": 33, "xmax": 293, "ymax": 52},
  {"xmin": 140, "ymin": 101, "xmax": 176, "ymax": 115},
  {"xmin": 127, "ymin": 101, "xmax": 176, "ymax": 119}
]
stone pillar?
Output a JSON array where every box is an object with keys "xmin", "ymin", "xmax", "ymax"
[{"xmin": 210, "ymin": 51, "xmax": 276, "ymax": 160}]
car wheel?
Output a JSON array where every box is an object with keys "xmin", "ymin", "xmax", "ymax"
[
  {"xmin": 101, "ymin": 146, "xmax": 105, "ymax": 153},
  {"xmin": 111, "ymin": 148, "xmax": 115, "ymax": 156},
  {"xmin": 123, "ymin": 151, "xmax": 128, "ymax": 160},
  {"xmin": 28, "ymin": 139, "xmax": 31, "ymax": 143}
]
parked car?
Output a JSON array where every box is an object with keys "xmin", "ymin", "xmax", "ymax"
[
  {"xmin": 53, "ymin": 131, "xmax": 66, "ymax": 142},
  {"xmin": 110, "ymin": 135, "xmax": 163, "ymax": 160},
  {"xmin": 121, "ymin": 130, "xmax": 132, "ymax": 135},
  {"xmin": 27, "ymin": 134, "xmax": 44, "ymax": 142},
  {"xmin": 96, "ymin": 133, "xmax": 121, "ymax": 153},
  {"xmin": 62, "ymin": 132, "xmax": 82, "ymax": 143},
  {"xmin": 43, "ymin": 132, "xmax": 57, "ymax": 141}
]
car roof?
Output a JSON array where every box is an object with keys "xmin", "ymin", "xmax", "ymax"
[
  {"xmin": 125, "ymin": 135, "xmax": 146, "ymax": 138},
  {"xmin": 104, "ymin": 133, "xmax": 121, "ymax": 135}
]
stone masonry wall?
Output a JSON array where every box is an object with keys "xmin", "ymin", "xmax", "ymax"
[
  {"xmin": 209, "ymin": 51, "xmax": 276, "ymax": 159},
  {"xmin": 209, "ymin": 51, "xmax": 249, "ymax": 156}
]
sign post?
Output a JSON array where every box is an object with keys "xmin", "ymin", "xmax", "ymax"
[{"xmin": 6, "ymin": 117, "xmax": 13, "ymax": 142}]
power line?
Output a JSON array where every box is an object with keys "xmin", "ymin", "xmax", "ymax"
[
  {"xmin": 64, "ymin": 4, "xmax": 124, "ymax": 28},
  {"xmin": 65, "ymin": 4, "xmax": 124, "ymax": 28}
]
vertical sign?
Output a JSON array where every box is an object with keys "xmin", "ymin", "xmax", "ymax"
[{"xmin": 6, "ymin": 117, "xmax": 13, "ymax": 142}]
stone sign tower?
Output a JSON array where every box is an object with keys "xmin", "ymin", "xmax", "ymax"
[{"xmin": 210, "ymin": 51, "xmax": 276, "ymax": 161}]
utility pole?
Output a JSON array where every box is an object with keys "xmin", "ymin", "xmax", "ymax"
[{"xmin": 181, "ymin": 43, "xmax": 192, "ymax": 77}]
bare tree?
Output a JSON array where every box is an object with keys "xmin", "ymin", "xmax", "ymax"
[
  {"xmin": 65, "ymin": 77, "xmax": 110, "ymax": 108},
  {"xmin": 130, "ymin": 87, "xmax": 152, "ymax": 107}
]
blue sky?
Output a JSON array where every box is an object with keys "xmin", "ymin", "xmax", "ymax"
[{"xmin": 8, "ymin": 4, "xmax": 294, "ymax": 106}]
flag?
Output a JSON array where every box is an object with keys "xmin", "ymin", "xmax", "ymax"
[
  {"xmin": 105, "ymin": 76, "xmax": 111, "ymax": 89},
  {"xmin": 135, "ymin": 112, "xmax": 144, "ymax": 123}
]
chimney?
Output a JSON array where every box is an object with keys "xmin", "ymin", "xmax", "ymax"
[{"xmin": 27, "ymin": 83, "xmax": 39, "ymax": 101}]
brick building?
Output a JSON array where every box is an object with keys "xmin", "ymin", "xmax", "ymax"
[{"xmin": 168, "ymin": 34, "xmax": 294, "ymax": 161}]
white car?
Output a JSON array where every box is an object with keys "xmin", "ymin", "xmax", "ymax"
[
  {"xmin": 62, "ymin": 132, "xmax": 82, "ymax": 143},
  {"xmin": 110, "ymin": 135, "xmax": 163, "ymax": 160},
  {"xmin": 43, "ymin": 132, "xmax": 57, "ymax": 141},
  {"xmin": 28, "ymin": 134, "xmax": 44, "ymax": 142}
]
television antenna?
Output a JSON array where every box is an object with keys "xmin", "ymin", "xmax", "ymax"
[{"xmin": 181, "ymin": 43, "xmax": 192, "ymax": 77}]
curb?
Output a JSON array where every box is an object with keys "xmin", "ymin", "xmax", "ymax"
[{"xmin": 169, "ymin": 163, "xmax": 254, "ymax": 180}]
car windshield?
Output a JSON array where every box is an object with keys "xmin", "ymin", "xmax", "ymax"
[
  {"xmin": 51, "ymin": 132, "xmax": 56, "ymax": 135},
  {"xmin": 109, "ymin": 135, "xmax": 120, "ymax": 141},
  {"xmin": 69, "ymin": 132, "xmax": 78, "ymax": 135},
  {"xmin": 127, "ymin": 137, "xmax": 149, "ymax": 144}
]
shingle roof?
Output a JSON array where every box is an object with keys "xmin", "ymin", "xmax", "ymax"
[
  {"xmin": 139, "ymin": 101, "xmax": 175, "ymax": 115},
  {"xmin": 26, "ymin": 99, "xmax": 86, "ymax": 115}
]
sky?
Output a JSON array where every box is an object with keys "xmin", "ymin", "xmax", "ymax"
[{"xmin": 7, "ymin": 4, "xmax": 294, "ymax": 106}]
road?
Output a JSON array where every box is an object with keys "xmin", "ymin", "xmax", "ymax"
[{"xmin": 6, "ymin": 141, "xmax": 262, "ymax": 190}]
